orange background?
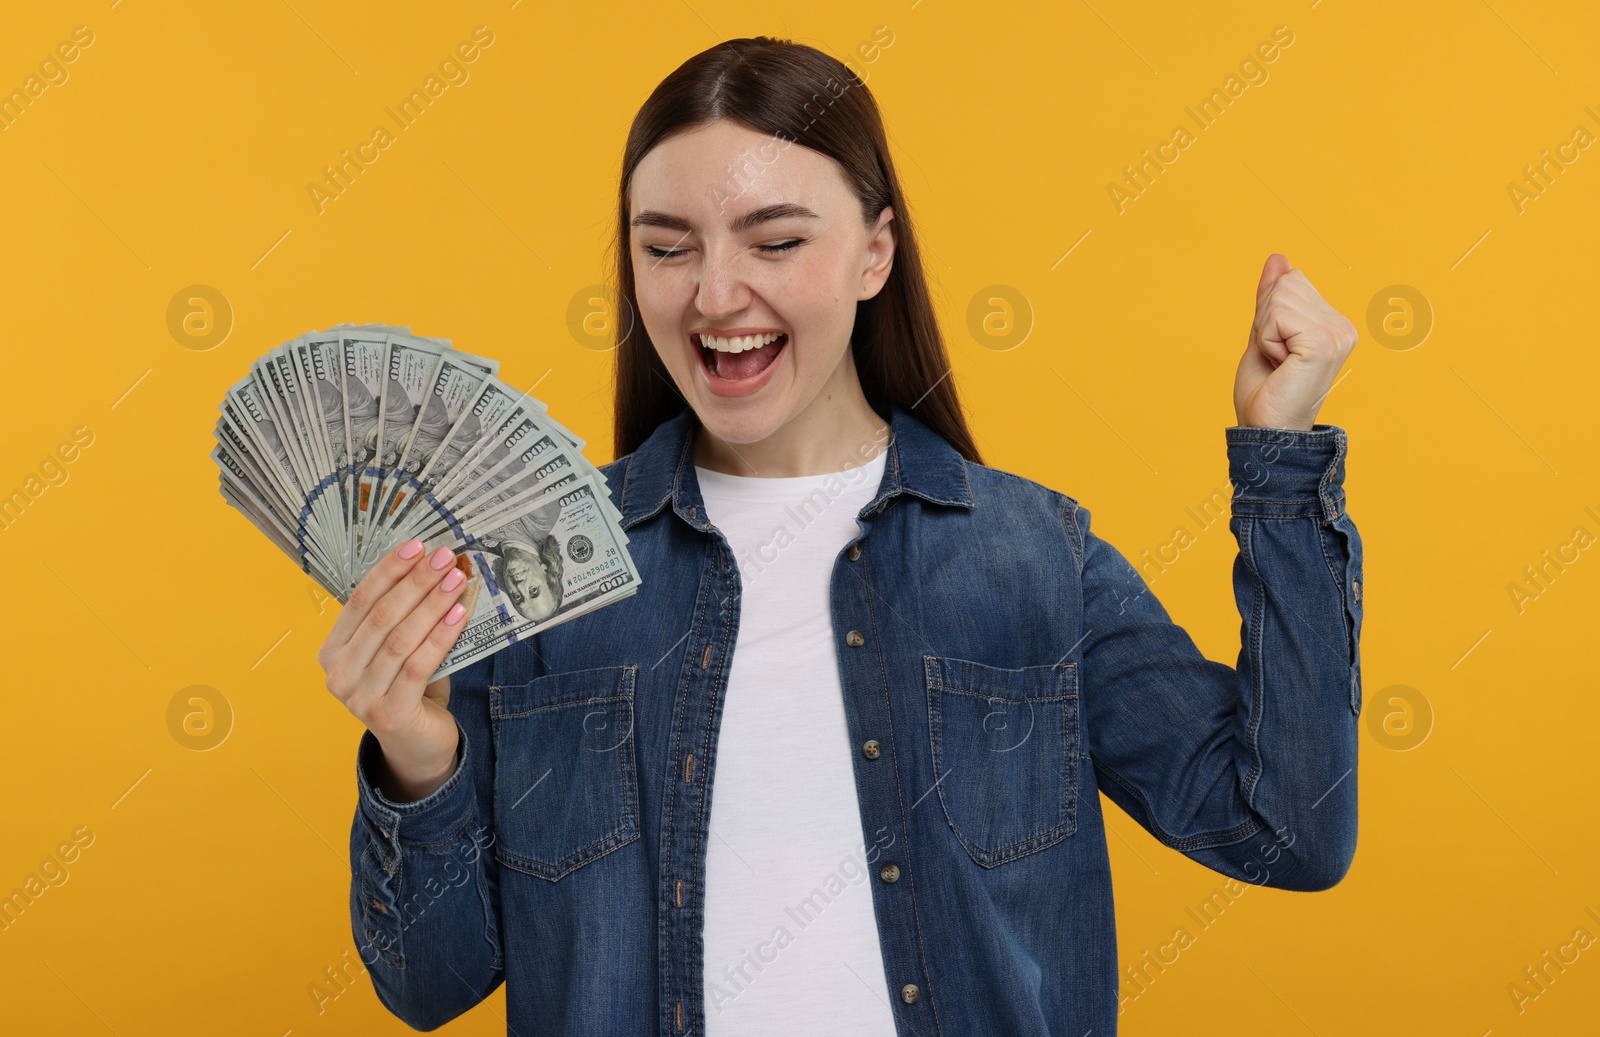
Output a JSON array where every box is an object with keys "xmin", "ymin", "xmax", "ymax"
[{"xmin": 2, "ymin": 1, "xmax": 1597, "ymax": 1033}]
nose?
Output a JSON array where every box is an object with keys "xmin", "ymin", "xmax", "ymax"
[{"xmin": 694, "ymin": 245, "xmax": 752, "ymax": 320}]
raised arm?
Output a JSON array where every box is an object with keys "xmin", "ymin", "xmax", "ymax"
[
  {"xmin": 1073, "ymin": 423, "xmax": 1362, "ymax": 891},
  {"xmin": 1076, "ymin": 252, "xmax": 1363, "ymax": 891}
]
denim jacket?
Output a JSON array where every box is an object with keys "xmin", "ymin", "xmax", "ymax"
[{"xmin": 347, "ymin": 401, "xmax": 1363, "ymax": 1035}]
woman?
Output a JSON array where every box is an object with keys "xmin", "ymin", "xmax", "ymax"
[{"xmin": 319, "ymin": 36, "xmax": 1363, "ymax": 1036}]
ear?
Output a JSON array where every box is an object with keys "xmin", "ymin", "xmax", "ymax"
[{"xmin": 860, "ymin": 206, "xmax": 896, "ymax": 301}]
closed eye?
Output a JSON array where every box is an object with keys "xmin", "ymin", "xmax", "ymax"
[{"xmin": 641, "ymin": 238, "xmax": 807, "ymax": 260}]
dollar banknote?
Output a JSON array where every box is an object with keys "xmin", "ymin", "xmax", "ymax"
[{"xmin": 211, "ymin": 323, "xmax": 641, "ymax": 682}]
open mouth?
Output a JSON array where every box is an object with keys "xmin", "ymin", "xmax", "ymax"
[{"xmin": 694, "ymin": 331, "xmax": 788, "ymax": 382}]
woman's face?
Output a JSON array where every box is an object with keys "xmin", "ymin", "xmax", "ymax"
[{"xmin": 629, "ymin": 117, "xmax": 895, "ymax": 447}]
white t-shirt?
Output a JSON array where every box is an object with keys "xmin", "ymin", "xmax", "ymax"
[{"xmin": 696, "ymin": 446, "xmax": 896, "ymax": 1036}]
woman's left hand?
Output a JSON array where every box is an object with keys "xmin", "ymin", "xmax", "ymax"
[{"xmin": 1233, "ymin": 253, "xmax": 1358, "ymax": 431}]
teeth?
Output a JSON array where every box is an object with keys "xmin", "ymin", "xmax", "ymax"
[{"xmin": 697, "ymin": 332, "xmax": 784, "ymax": 353}]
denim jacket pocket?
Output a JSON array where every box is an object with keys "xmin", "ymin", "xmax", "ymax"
[
  {"xmin": 490, "ymin": 664, "xmax": 641, "ymax": 881},
  {"xmin": 925, "ymin": 656, "xmax": 1080, "ymax": 868}
]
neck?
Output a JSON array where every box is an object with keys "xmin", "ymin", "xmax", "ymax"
[{"xmin": 692, "ymin": 354, "xmax": 889, "ymax": 477}]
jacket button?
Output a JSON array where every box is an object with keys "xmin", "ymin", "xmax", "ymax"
[
  {"xmin": 879, "ymin": 863, "xmax": 900, "ymax": 883},
  {"xmin": 900, "ymin": 983, "xmax": 920, "ymax": 1004},
  {"xmin": 1352, "ymin": 578, "xmax": 1362, "ymax": 603},
  {"xmin": 848, "ymin": 543, "xmax": 861, "ymax": 562},
  {"xmin": 877, "ymin": 500, "xmax": 888, "ymax": 514},
  {"xmin": 862, "ymin": 739, "xmax": 881, "ymax": 760},
  {"xmin": 846, "ymin": 630, "xmax": 865, "ymax": 647}
]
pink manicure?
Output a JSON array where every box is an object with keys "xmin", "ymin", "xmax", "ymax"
[
  {"xmin": 429, "ymin": 546, "xmax": 455, "ymax": 570},
  {"xmin": 440, "ymin": 568, "xmax": 464, "ymax": 592},
  {"xmin": 398, "ymin": 538, "xmax": 423, "ymax": 560},
  {"xmin": 443, "ymin": 603, "xmax": 466, "ymax": 625}
]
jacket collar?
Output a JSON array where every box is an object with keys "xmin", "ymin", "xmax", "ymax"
[{"xmin": 616, "ymin": 401, "xmax": 974, "ymax": 532}]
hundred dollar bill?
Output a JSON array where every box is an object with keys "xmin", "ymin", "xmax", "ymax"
[
  {"xmin": 360, "ymin": 345, "xmax": 499, "ymax": 570},
  {"xmin": 337, "ymin": 329, "xmax": 389, "ymax": 586},
  {"xmin": 424, "ymin": 472, "xmax": 641, "ymax": 681},
  {"xmin": 256, "ymin": 349, "xmax": 343, "ymax": 558},
  {"xmin": 223, "ymin": 376, "xmax": 346, "ymax": 580},
  {"xmin": 359, "ymin": 334, "xmax": 498, "ymax": 563},
  {"xmin": 373, "ymin": 378, "xmax": 621, "ymax": 552},
  {"xmin": 211, "ymin": 416, "xmax": 343, "ymax": 582}
]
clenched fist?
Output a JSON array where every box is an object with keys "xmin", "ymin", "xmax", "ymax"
[{"xmin": 1234, "ymin": 253, "xmax": 1358, "ymax": 431}]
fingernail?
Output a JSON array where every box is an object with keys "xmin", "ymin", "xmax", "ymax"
[
  {"xmin": 440, "ymin": 568, "xmax": 464, "ymax": 592},
  {"xmin": 444, "ymin": 603, "xmax": 466, "ymax": 625},
  {"xmin": 429, "ymin": 546, "xmax": 454, "ymax": 570},
  {"xmin": 398, "ymin": 538, "xmax": 423, "ymax": 560}
]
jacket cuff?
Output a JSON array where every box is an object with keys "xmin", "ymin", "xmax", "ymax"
[
  {"xmin": 1225, "ymin": 424, "xmax": 1348, "ymax": 522},
  {"xmin": 356, "ymin": 724, "xmax": 474, "ymax": 853}
]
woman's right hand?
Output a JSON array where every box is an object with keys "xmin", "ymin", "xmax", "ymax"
[{"xmin": 318, "ymin": 538, "xmax": 474, "ymax": 802}]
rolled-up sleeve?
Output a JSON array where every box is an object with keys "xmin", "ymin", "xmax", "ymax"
[
  {"xmin": 1073, "ymin": 423, "xmax": 1362, "ymax": 892},
  {"xmin": 348, "ymin": 653, "xmax": 505, "ymax": 1030}
]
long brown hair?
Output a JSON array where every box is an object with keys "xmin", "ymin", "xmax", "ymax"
[{"xmin": 608, "ymin": 35, "xmax": 983, "ymax": 465}]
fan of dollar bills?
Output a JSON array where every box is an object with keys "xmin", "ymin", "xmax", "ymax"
[{"xmin": 210, "ymin": 322, "xmax": 641, "ymax": 682}]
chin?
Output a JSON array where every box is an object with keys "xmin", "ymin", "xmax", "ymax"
[{"xmin": 691, "ymin": 403, "xmax": 792, "ymax": 446}]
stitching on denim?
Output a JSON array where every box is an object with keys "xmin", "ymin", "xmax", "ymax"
[
  {"xmin": 685, "ymin": 540, "xmax": 739, "ymax": 1034},
  {"xmin": 359, "ymin": 844, "xmax": 406, "ymax": 969},
  {"xmin": 658, "ymin": 532, "xmax": 737, "ymax": 1034},
  {"xmin": 619, "ymin": 446, "xmax": 672, "ymax": 530},
  {"xmin": 398, "ymin": 810, "xmax": 480, "ymax": 855},
  {"xmin": 1315, "ymin": 515, "xmax": 1362, "ymax": 707},
  {"xmin": 1314, "ymin": 514, "xmax": 1352, "ymax": 607},
  {"xmin": 866, "ymin": 572, "xmax": 944, "ymax": 1036},
  {"xmin": 494, "ymin": 828, "xmax": 638, "ymax": 882},
  {"xmin": 492, "ymin": 691, "xmax": 632, "ymax": 719},
  {"xmin": 490, "ymin": 667, "xmax": 640, "ymax": 881},
  {"xmin": 1318, "ymin": 426, "xmax": 1349, "ymax": 523},
  {"xmin": 1231, "ymin": 496, "xmax": 1322, "ymax": 507},
  {"xmin": 879, "ymin": 425, "xmax": 976, "ymax": 510},
  {"xmin": 657, "ymin": 544, "xmax": 713, "ymax": 1030},
  {"xmin": 925, "ymin": 657, "xmax": 1078, "ymax": 866},
  {"xmin": 471, "ymin": 823, "xmax": 503, "ymax": 974},
  {"xmin": 928, "ymin": 683, "xmax": 1072, "ymax": 701},
  {"xmin": 1239, "ymin": 518, "xmax": 1268, "ymax": 809},
  {"xmin": 1059, "ymin": 496, "xmax": 1084, "ymax": 573}
]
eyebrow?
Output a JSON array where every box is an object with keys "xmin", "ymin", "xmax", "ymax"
[{"xmin": 630, "ymin": 202, "xmax": 820, "ymax": 234}]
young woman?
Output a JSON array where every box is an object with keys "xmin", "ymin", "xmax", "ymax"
[{"xmin": 319, "ymin": 36, "xmax": 1363, "ymax": 1036}]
